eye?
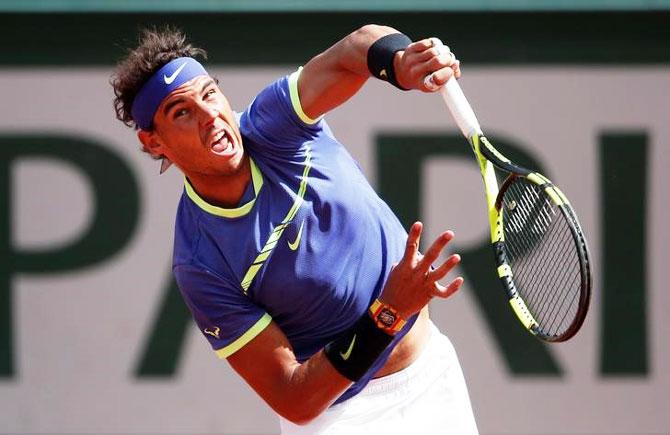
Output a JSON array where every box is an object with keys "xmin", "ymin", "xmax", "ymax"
[
  {"xmin": 174, "ymin": 108, "xmax": 188, "ymax": 118},
  {"xmin": 204, "ymin": 89, "xmax": 216, "ymax": 99}
]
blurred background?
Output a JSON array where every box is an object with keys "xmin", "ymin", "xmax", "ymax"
[{"xmin": 1, "ymin": 1, "xmax": 669, "ymax": 434}]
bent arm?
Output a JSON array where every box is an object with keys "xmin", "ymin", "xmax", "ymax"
[
  {"xmin": 226, "ymin": 223, "xmax": 463, "ymax": 425},
  {"xmin": 298, "ymin": 24, "xmax": 461, "ymax": 120},
  {"xmin": 227, "ymin": 320, "xmax": 351, "ymax": 425}
]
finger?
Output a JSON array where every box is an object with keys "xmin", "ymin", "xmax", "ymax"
[
  {"xmin": 428, "ymin": 37, "xmax": 445, "ymax": 49},
  {"xmin": 428, "ymin": 253, "xmax": 461, "ymax": 282},
  {"xmin": 404, "ymin": 38, "xmax": 437, "ymax": 54},
  {"xmin": 417, "ymin": 49, "xmax": 455, "ymax": 90},
  {"xmin": 408, "ymin": 46, "xmax": 442, "ymax": 63},
  {"xmin": 432, "ymin": 276, "xmax": 463, "ymax": 299},
  {"xmin": 438, "ymin": 48, "xmax": 456, "ymax": 68},
  {"xmin": 423, "ymin": 67, "xmax": 455, "ymax": 92},
  {"xmin": 407, "ymin": 37, "xmax": 449, "ymax": 61},
  {"xmin": 423, "ymin": 37, "xmax": 454, "ymax": 63},
  {"xmin": 423, "ymin": 74, "xmax": 440, "ymax": 92},
  {"xmin": 451, "ymin": 59, "xmax": 461, "ymax": 79},
  {"xmin": 407, "ymin": 42, "xmax": 452, "ymax": 66},
  {"xmin": 430, "ymin": 48, "xmax": 456, "ymax": 69},
  {"xmin": 417, "ymin": 231, "xmax": 455, "ymax": 273},
  {"xmin": 402, "ymin": 221, "xmax": 423, "ymax": 264},
  {"xmin": 429, "ymin": 37, "xmax": 451, "ymax": 56}
]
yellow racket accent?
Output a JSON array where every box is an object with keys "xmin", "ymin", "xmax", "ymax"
[
  {"xmin": 545, "ymin": 186, "xmax": 565, "ymax": 206},
  {"xmin": 480, "ymin": 136, "xmax": 511, "ymax": 164},
  {"xmin": 552, "ymin": 185, "xmax": 570, "ymax": 205},
  {"xmin": 509, "ymin": 296, "xmax": 539, "ymax": 331},
  {"xmin": 471, "ymin": 135, "xmax": 503, "ymax": 243},
  {"xmin": 497, "ymin": 264, "xmax": 512, "ymax": 278},
  {"xmin": 528, "ymin": 172, "xmax": 572, "ymax": 207},
  {"xmin": 526, "ymin": 172, "xmax": 545, "ymax": 186}
]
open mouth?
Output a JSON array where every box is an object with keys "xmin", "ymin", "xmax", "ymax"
[{"xmin": 210, "ymin": 130, "xmax": 233, "ymax": 154}]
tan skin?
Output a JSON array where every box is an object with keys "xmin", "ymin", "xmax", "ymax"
[{"xmin": 139, "ymin": 24, "xmax": 463, "ymax": 425}]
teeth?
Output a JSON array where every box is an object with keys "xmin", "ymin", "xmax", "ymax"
[
  {"xmin": 210, "ymin": 130, "xmax": 232, "ymax": 153},
  {"xmin": 210, "ymin": 131, "xmax": 229, "ymax": 150},
  {"xmin": 212, "ymin": 131, "xmax": 225, "ymax": 145}
]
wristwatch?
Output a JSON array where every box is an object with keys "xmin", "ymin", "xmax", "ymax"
[{"xmin": 369, "ymin": 299, "xmax": 407, "ymax": 334}]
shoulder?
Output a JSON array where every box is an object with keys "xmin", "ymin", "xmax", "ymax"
[{"xmin": 239, "ymin": 69, "xmax": 327, "ymax": 153}]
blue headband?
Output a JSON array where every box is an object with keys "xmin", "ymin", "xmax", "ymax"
[{"xmin": 131, "ymin": 57, "xmax": 209, "ymax": 130}]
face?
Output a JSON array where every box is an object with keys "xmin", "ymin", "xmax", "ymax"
[{"xmin": 139, "ymin": 75, "xmax": 245, "ymax": 178}]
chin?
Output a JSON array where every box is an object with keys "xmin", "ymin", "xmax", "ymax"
[{"xmin": 214, "ymin": 151, "xmax": 246, "ymax": 176}]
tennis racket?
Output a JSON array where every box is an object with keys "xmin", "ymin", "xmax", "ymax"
[{"xmin": 439, "ymin": 77, "xmax": 591, "ymax": 342}]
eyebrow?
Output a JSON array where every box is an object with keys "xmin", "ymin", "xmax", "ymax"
[{"xmin": 162, "ymin": 78, "xmax": 217, "ymax": 117}]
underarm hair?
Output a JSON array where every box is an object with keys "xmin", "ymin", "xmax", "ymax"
[
  {"xmin": 324, "ymin": 311, "xmax": 395, "ymax": 382},
  {"xmin": 366, "ymin": 33, "xmax": 413, "ymax": 90}
]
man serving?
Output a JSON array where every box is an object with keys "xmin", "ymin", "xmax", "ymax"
[{"xmin": 111, "ymin": 24, "xmax": 478, "ymax": 434}]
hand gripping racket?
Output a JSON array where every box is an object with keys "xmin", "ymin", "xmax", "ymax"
[{"xmin": 440, "ymin": 78, "xmax": 592, "ymax": 342}]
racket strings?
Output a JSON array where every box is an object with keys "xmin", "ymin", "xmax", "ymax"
[
  {"xmin": 510, "ymin": 210, "xmax": 579, "ymax": 335},
  {"xmin": 508, "ymin": 210, "xmax": 579, "ymax": 336},
  {"xmin": 530, "ymin": 226, "xmax": 574, "ymax": 311},
  {"xmin": 511, "ymin": 211, "xmax": 579, "ymax": 335},
  {"xmin": 501, "ymin": 179, "xmax": 582, "ymax": 338},
  {"xmin": 508, "ymin": 222, "xmax": 576, "ymax": 331},
  {"xmin": 504, "ymin": 190, "xmax": 564, "ymax": 302}
]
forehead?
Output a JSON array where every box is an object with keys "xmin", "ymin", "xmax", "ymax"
[{"xmin": 160, "ymin": 75, "xmax": 214, "ymax": 103}]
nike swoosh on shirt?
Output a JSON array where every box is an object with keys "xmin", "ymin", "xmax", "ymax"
[
  {"xmin": 287, "ymin": 220, "xmax": 305, "ymax": 251},
  {"xmin": 163, "ymin": 62, "xmax": 188, "ymax": 85}
]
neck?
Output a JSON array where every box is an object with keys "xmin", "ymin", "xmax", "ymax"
[{"xmin": 186, "ymin": 156, "xmax": 252, "ymax": 208}]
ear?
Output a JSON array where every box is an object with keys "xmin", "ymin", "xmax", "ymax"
[{"xmin": 137, "ymin": 129, "xmax": 163, "ymax": 159}]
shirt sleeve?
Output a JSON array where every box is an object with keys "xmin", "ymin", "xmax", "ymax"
[
  {"xmin": 174, "ymin": 264, "xmax": 272, "ymax": 359},
  {"xmin": 239, "ymin": 68, "xmax": 325, "ymax": 153}
]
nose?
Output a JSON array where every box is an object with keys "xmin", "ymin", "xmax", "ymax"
[{"xmin": 197, "ymin": 102, "xmax": 219, "ymax": 127}]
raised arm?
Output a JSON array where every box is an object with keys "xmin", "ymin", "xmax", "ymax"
[{"xmin": 298, "ymin": 24, "xmax": 461, "ymax": 120}]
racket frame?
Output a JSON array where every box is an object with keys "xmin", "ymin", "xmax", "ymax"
[
  {"xmin": 441, "ymin": 79, "xmax": 591, "ymax": 342},
  {"xmin": 473, "ymin": 134, "xmax": 591, "ymax": 341}
]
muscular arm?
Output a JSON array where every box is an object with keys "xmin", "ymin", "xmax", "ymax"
[
  {"xmin": 227, "ymin": 321, "xmax": 350, "ymax": 425},
  {"xmin": 227, "ymin": 223, "xmax": 463, "ymax": 425},
  {"xmin": 298, "ymin": 24, "xmax": 461, "ymax": 120}
]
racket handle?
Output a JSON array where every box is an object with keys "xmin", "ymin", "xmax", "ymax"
[{"xmin": 440, "ymin": 78, "xmax": 483, "ymax": 138}]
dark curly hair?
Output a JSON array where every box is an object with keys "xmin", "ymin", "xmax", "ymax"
[{"xmin": 110, "ymin": 26, "xmax": 207, "ymax": 130}]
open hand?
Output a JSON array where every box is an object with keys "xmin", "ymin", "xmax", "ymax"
[{"xmin": 379, "ymin": 222, "xmax": 464, "ymax": 319}]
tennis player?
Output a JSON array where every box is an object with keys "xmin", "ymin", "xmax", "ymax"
[{"xmin": 111, "ymin": 24, "xmax": 478, "ymax": 434}]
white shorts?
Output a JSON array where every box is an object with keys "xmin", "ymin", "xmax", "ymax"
[{"xmin": 279, "ymin": 322, "xmax": 479, "ymax": 434}]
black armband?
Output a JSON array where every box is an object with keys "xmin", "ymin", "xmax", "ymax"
[
  {"xmin": 324, "ymin": 311, "xmax": 395, "ymax": 382},
  {"xmin": 367, "ymin": 33, "xmax": 412, "ymax": 90}
]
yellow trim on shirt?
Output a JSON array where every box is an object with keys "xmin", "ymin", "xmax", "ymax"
[
  {"xmin": 215, "ymin": 312, "xmax": 273, "ymax": 359},
  {"xmin": 288, "ymin": 67, "xmax": 322, "ymax": 125},
  {"xmin": 184, "ymin": 158, "xmax": 263, "ymax": 218},
  {"xmin": 240, "ymin": 145, "xmax": 313, "ymax": 293}
]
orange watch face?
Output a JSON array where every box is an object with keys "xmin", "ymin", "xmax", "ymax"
[{"xmin": 377, "ymin": 307, "xmax": 397, "ymax": 327}]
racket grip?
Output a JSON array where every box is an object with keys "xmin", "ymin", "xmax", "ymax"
[{"xmin": 440, "ymin": 78, "xmax": 483, "ymax": 139}]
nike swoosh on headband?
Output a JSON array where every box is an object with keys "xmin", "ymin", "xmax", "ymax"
[
  {"xmin": 131, "ymin": 57, "xmax": 209, "ymax": 131},
  {"xmin": 163, "ymin": 61, "xmax": 188, "ymax": 85}
]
